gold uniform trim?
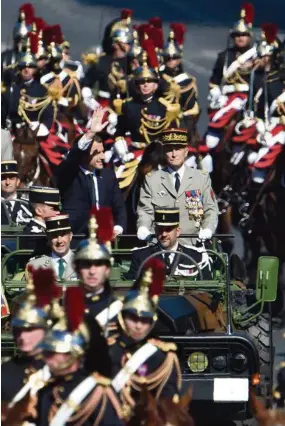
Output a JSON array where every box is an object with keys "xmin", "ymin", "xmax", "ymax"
[
  {"xmin": 30, "ymin": 188, "xmax": 60, "ymax": 194},
  {"xmin": 155, "ymin": 209, "xmax": 180, "ymax": 214}
]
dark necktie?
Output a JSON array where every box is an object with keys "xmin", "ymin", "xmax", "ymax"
[
  {"xmin": 175, "ymin": 173, "xmax": 180, "ymax": 192},
  {"xmin": 87, "ymin": 173, "xmax": 96, "ymax": 207},
  {"xmin": 164, "ymin": 252, "xmax": 172, "ymax": 274},
  {"xmin": 58, "ymin": 258, "xmax": 65, "ymax": 280}
]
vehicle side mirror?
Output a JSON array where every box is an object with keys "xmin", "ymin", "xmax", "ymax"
[
  {"xmin": 230, "ymin": 254, "xmax": 247, "ymax": 282},
  {"xmin": 256, "ymin": 256, "xmax": 279, "ymax": 302}
]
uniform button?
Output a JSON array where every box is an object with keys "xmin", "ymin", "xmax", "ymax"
[{"xmin": 175, "ymin": 200, "xmax": 179, "ymax": 204}]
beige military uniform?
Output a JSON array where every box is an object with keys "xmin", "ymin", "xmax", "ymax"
[
  {"xmin": 27, "ymin": 251, "xmax": 78, "ymax": 281},
  {"xmin": 137, "ymin": 166, "xmax": 218, "ymax": 243}
]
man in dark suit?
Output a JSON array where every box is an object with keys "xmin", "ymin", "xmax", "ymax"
[
  {"xmin": 56, "ymin": 107, "xmax": 127, "ymax": 236},
  {"xmin": 125, "ymin": 208, "xmax": 212, "ymax": 280}
]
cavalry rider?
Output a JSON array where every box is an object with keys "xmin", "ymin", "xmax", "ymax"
[
  {"xmin": 2, "ymin": 3, "xmax": 35, "ymax": 87},
  {"xmin": 246, "ymin": 24, "xmax": 285, "ymax": 184},
  {"xmin": 8, "ymin": 39, "xmax": 56, "ymax": 139},
  {"xmin": 112, "ymin": 38, "xmax": 181, "ymax": 189},
  {"xmin": 34, "ymin": 286, "xmax": 124, "ymax": 426},
  {"xmin": 160, "ymin": 23, "xmax": 200, "ymax": 138},
  {"xmin": 108, "ymin": 258, "xmax": 182, "ymax": 420},
  {"xmin": 40, "ymin": 25, "xmax": 82, "ymax": 120},
  {"xmin": 74, "ymin": 208, "xmax": 123, "ymax": 330},
  {"xmin": 1, "ymin": 267, "xmax": 59, "ymax": 408},
  {"xmin": 205, "ymin": 3, "xmax": 256, "ymax": 150},
  {"xmin": 82, "ymin": 9, "xmax": 133, "ymax": 111}
]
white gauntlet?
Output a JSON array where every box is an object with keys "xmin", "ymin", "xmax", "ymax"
[
  {"xmin": 114, "ymin": 138, "xmax": 134, "ymax": 163},
  {"xmin": 137, "ymin": 226, "xmax": 151, "ymax": 241}
]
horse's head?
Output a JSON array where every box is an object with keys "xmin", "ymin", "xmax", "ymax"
[{"xmin": 13, "ymin": 124, "xmax": 40, "ymax": 185}]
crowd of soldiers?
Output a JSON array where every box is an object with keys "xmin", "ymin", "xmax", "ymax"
[{"xmin": 1, "ymin": 1, "xmax": 285, "ymax": 425}]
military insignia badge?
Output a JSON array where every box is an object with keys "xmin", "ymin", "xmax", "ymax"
[
  {"xmin": 158, "ymin": 190, "xmax": 166, "ymax": 197},
  {"xmin": 185, "ymin": 190, "xmax": 204, "ymax": 228}
]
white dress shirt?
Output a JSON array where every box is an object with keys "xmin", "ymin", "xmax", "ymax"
[
  {"xmin": 167, "ymin": 164, "xmax": 185, "ymax": 189},
  {"xmin": 161, "ymin": 242, "xmax": 179, "ymax": 264},
  {"xmin": 51, "ymin": 249, "xmax": 74, "ymax": 278}
]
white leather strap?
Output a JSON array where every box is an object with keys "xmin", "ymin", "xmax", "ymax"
[
  {"xmin": 8, "ymin": 366, "xmax": 51, "ymax": 408},
  {"xmin": 95, "ymin": 300, "xmax": 123, "ymax": 327},
  {"xmin": 112, "ymin": 343, "xmax": 158, "ymax": 392},
  {"xmin": 50, "ymin": 376, "xmax": 98, "ymax": 426}
]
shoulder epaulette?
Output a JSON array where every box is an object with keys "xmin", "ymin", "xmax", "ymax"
[{"xmin": 148, "ymin": 338, "xmax": 177, "ymax": 352}]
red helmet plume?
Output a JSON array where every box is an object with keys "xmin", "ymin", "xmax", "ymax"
[
  {"xmin": 50, "ymin": 24, "xmax": 64, "ymax": 44},
  {"xmin": 141, "ymin": 38, "xmax": 159, "ymax": 69},
  {"xmin": 136, "ymin": 24, "xmax": 151, "ymax": 44},
  {"xmin": 121, "ymin": 9, "xmax": 132, "ymax": 19},
  {"xmin": 170, "ymin": 23, "xmax": 186, "ymax": 47},
  {"xmin": 19, "ymin": 3, "xmax": 35, "ymax": 25},
  {"xmin": 142, "ymin": 258, "xmax": 165, "ymax": 298},
  {"xmin": 32, "ymin": 267, "xmax": 58, "ymax": 308},
  {"xmin": 29, "ymin": 32, "xmax": 39, "ymax": 54},
  {"xmin": 261, "ymin": 23, "xmax": 278, "ymax": 44},
  {"xmin": 148, "ymin": 17, "xmax": 162, "ymax": 29},
  {"xmin": 65, "ymin": 287, "xmax": 85, "ymax": 332},
  {"xmin": 142, "ymin": 257, "xmax": 165, "ymax": 297},
  {"xmin": 42, "ymin": 26, "xmax": 54, "ymax": 45},
  {"xmin": 33, "ymin": 17, "xmax": 47, "ymax": 33},
  {"xmin": 242, "ymin": 3, "xmax": 254, "ymax": 26},
  {"xmin": 94, "ymin": 207, "xmax": 114, "ymax": 244},
  {"xmin": 149, "ymin": 27, "xmax": 164, "ymax": 49}
]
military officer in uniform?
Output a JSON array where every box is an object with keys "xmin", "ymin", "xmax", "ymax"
[
  {"xmin": 1, "ymin": 160, "xmax": 32, "ymax": 225},
  {"xmin": 206, "ymin": 3, "xmax": 256, "ymax": 149},
  {"xmin": 1, "ymin": 267, "xmax": 58, "ymax": 407},
  {"xmin": 9, "ymin": 42, "xmax": 55, "ymax": 138},
  {"xmin": 74, "ymin": 208, "xmax": 123, "ymax": 329},
  {"xmin": 126, "ymin": 208, "xmax": 212, "ymax": 280},
  {"xmin": 23, "ymin": 186, "xmax": 60, "ymax": 234},
  {"xmin": 27, "ymin": 214, "xmax": 77, "ymax": 281},
  {"xmin": 137, "ymin": 128, "xmax": 219, "ymax": 244},
  {"xmin": 82, "ymin": 12, "xmax": 132, "ymax": 109},
  {"xmin": 160, "ymin": 24, "xmax": 200, "ymax": 137},
  {"xmin": 108, "ymin": 258, "xmax": 182, "ymax": 419},
  {"xmin": 34, "ymin": 286, "xmax": 124, "ymax": 426}
]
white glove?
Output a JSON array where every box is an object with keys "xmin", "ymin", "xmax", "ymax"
[
  {"xmin": 106, "ymin": 112, "xmax": 118, "ymax": 135},
  {"xmin": 137, "ymin": 226, "xmax": 151, "ymax": 241},
  {"xmin": 256, "ymin": 119, "xmax": 266, "ymax": 135},
  {"xmin": 114, "ymin": 138, "xmax": 134, "ymax": 163},
  {"xmin": 104, "ymin": 149, "xmax": 114, "ymax": 163},
  {"xmin": 82, "ymin": 87, "xmax": 100, "ymax": 111},
  {"xmin": 198, "ymin": 228, "xmax": 213, "ymax": 240},
  {"xmin": 208, "ymin": 87, "xmax": 221, "ymax": 102},
  {"xmin": 29, "ymin": 121, "xmax": 40, "ymax": 131}
]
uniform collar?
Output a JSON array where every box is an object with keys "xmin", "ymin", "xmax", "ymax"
[
  {"xmin": 1, "ymin": 192, "xmax": 17, "ymax": 201},
  {"xmin": 79, "ymin": 166, "xmax": 101, "ymax": 177},
  {"xmin": 51, "ymin": 249, "xmax": 73, "ymax": 263},
  {"xmin": 32, "ymin": 218, "xmax": 46, "ymax": 228},
  {"xmin": 167, "ymin": 164, "xmax": 185, "ymax": 180}
]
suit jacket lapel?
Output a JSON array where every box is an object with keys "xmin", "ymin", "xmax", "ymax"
[
  {"xmin": 177, "ymin": 166, "xmax": 194, "ymax": 198},
  {"xmin": 160, "ymin": 169, "xmax": 176, "ymax": 198}
]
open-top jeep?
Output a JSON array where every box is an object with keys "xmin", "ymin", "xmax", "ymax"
[{"xmin": 1, "ymin": 232, "xmax": 279, "ymax": 425}]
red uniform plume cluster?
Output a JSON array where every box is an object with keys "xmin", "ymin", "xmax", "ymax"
[
  {"xmin": 94, "ymin": 207, "xmax": 114, "ymax": 244},
  {"xmin": 31, "ymin": 267, "xmax": 61, "ymax": 308},
  {"xmin": 241, "ymin": 3, "xmax": 254, "ymax": 26},
  {"xmin": 121, "ymin": 9, "xmax": 132, "ymax": 20},
  {"xmin": 142, "ymin": 258, "xmax": 165, "ymax": 298},
  {"xmin": 19, "ymin": 3, "xmax": 35, "ymax": 24},
  {"xmin": 170, "ymin": 23, "xmax": 186, "ymax": 47},
  {"xmin": 261, "ymin": 23, "xmax": 278, "ymax": 44},
  {"xmin": 65, "ymin": 287, "xmax": 85, "ymax": 332},
  {"xmin": 141, "ymin": 38, "xmax": 159, "ymax": 69}
]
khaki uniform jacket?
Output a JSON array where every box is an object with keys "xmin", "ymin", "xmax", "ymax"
[
  {"xmin": 27, "ymin": 251, "xmax": 78, "ymax": 281},
  {"xmin": 137, "ymin": 166, "xmax": 219, "ymax": 242}
]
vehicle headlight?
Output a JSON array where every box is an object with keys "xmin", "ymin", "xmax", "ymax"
[
  {"xmin": 231, "ymin": 353, "xmax": 248, "ymax": 372},
  {"xmin": 212, "ymin": 355, "xmax": 227, "ymax": 371},
  {"xmin": 187, "ymin": 352, "xmax": 208, "ymax": 373}
]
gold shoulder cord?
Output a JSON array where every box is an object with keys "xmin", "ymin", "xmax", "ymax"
[
  {"xmin": 120, "ymin": 350, "xmax": 182, "ymax": 415},
  {"xmin": 139, "ymin": 99, "xmax": 181, "ymax": 144},
  {"xmin": 18, "ymin": 87, "xmax": 58, "ymax": 125}
]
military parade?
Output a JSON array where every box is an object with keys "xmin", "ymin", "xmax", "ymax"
[{"xmin": 1, "ymin": 1, "xmax": 285, "ymax": 425}]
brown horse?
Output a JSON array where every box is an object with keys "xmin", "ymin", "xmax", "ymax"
[
  {"xmin": 127, "ymin": 387, "xmax": 195, "ymax": 426},
  {"xmin": 13, "ymin": 124, "xmax": 51, "ymax": 187}
]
